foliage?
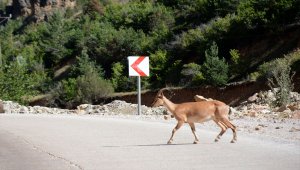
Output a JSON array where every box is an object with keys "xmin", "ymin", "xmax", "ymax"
[
  {"xmin": 83, "ymin": 0, "xmax": 105, "ymax": 19},
  {"xmin": 251, "ymin": 50, "xmax": 299, "ymax": 106},
  {"xmin": 0, "ymin": 0, "xmax": 299, "ymax": 106},
  {"xmin": 75, "ymin": 69, "xmax": 114, "ymax": 103},
  {"xmin": 202, "ymin": 42, "xmax": 229, "ymax": 86},
  {"xmin": 0, "ymin": 0, "xmax": 10, "ymax": 10},
  {"xmin": 149, "ymin": 50, "xmax": 168, "ymax": 88},
  {"xmin": 268, "ymin": 58, "xmax": 294, "ymax": 106},
  {"xmin": 229, "ymin": 49, "xmax": 246, "ymax": 77},
  {"xmin": 111, "ymin": 62, "xmax": 135, "ymax": 92},
  {"xmin": 181, "ymin": 63, "xmax": 204, "ymax": 86},
  {"xmin": 0, "ymin": 61, "xmax": 48, "ymax": 104},
  {"xmin": 103, "ymin": 1, "xmax": 175, "ymax": 34},
  {"xmin": 157, "ymin": 0, "xmax": 240, "ymax": 31},
  {"xmin": 237, "ymin": 0, "xmax": 300, "ymax": 29},
  {"xmin": 55, "ymin": 54, "xmax": 114, "ymax": 107}
]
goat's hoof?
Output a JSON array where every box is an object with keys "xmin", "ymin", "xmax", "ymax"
[
  {"xmin": 193, "ymin": 141, "xmax": 199, "ymax": 144},
  {"xmin": 230, "ymin": 140, "xmax": 236, "ymax": 143},
  {"xmin": 167, "ymin": 141, "xmax": 172, "ymax": 144},
  {"xmin": 214, "ymin": 139, "xmax": 219, "ymax": 142}
]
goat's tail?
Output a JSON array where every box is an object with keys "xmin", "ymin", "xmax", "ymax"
[{"xmin": 228, "ymin": 106, "xmax": 234, "ymax": 120}]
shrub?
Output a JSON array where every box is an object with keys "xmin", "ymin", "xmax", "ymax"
[
  {"xmin": 149, "ymin": 50, "xmax": 168, "ymax": 88},
  {"xmin": 0, "ymin": 61, "xmax": 47, "ymax": 104},
  {"xmin": 229, "ymin": 48, "xmax": 246, "ymax": 78},
  {"xmin": 181, "ymin": 63, "xmax": 204, "ymax": 86},
  {"xmin": 75, "ymin": 70, "xmax": 114, "ymax": 103},
  {"xmin": 268, "ymin": 58, "xmax": 294, "ymax": 106},
  {"xmin": 237, "ymin": 0, "xmax": 300, "ymax": 29},
  {"xmin": 111, "ymin": 62, "xmax": 135, "ymax": 92},
  {"xmin": 202, "ymin": 42, "xmax": 229, "ymax": 86}
]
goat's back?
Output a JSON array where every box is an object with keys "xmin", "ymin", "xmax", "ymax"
[{"xmin": 174, "ymin": 101, "xmax": 229, "ymax": 121}]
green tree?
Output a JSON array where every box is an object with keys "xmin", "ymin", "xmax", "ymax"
[{"xmin": 202, "ymin": 42, "xmax": 228, "ymax": 86}]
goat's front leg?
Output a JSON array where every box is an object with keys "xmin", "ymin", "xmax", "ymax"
[
  {"xmin": 189, "ymin": 123, "xmax": 199, "ymax": 144},
  {"xmin": 168, "ymin": 121, "xmax": 184, "ymax": 144}
]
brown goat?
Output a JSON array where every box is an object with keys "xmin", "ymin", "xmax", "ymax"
[{"xmin": 152, "ymin": 89, "xmax": 237, "ymax": 144}]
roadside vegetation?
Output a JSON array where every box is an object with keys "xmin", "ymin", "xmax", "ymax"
[{"xmin": 0, "ymin": 0, "xmax": 299, "ymax": 107}]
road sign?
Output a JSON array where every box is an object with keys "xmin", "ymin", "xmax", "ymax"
[
  {"xmin": 128, "ymin": 56, "xmax": 149, "ymax": 115},
  {"xmin": 128, "ymin": 56, "xmax": 149, "ymax": 77}
]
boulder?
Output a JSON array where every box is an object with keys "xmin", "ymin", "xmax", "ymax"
[
  {"xmin": 247, "ymin": 93, "xmax": 258, "ymax": 102},
  {"xmin": 10, "ymin": 0, "xmax": 76, "ymax": 21},
  {"xmin": 292, "ymin": 110, "xmax": 300, "ymax": 119}
]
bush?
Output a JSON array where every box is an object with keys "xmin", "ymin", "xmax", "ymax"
[
  {"xmin": 53, "ymin": 52, "xmax": 114, "ymax": 107},
  {"xmin": 268, "ymin": 58, "xmax": 294, "ymax": 106},
  {"xmin": 149, "ymin": 50, "xmax": 168, "ymax": 88},
  {"xmin": 237, "ymin": 0, "xmax": 300, "ymax": 29},
  {"xmin": 103, "ymin": 1, "xmax": 174, "ymax": 34},
  {"xmin": 76, "ymin": 70, "xmax": 114, "ymax": 103},
  {"xmin": 181, "ymin": 63, "xmax": 204, "ymax": 86},
  {"xmin": 111, "ymin": 62, "xmax": 135, "ymax": 92},
  {"xmin": 202, "ymin": 42, "xmax": 229, "ymax": 86},
  {"xmin": 229, "ymin": 48, "xmax": 246, "ymax": 77},
  {"xmin": 0, "ymin": 61, "xmax": 48, "ymax": 104}
]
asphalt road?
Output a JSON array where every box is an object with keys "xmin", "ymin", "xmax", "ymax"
[{"xmin": 0, "ymin": 114, "xmax": 299, "ymax": 170}]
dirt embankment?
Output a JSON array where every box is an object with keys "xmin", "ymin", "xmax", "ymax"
[{"xmin": 103, "ymin": 72, "xmax": 300, "ymax": 107}]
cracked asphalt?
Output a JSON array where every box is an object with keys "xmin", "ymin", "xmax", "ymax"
[{"xmin": 0, "ymin": 114, "xmax": 299, "ymax": 170}]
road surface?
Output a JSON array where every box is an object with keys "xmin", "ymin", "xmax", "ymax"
[{"xmin": 0, "ymin": 114, "xmax": 299, "ymax": 170}]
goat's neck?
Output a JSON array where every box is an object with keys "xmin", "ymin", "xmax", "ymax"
[{"xmin": 162, "ymin": 96, "xmax": 177, "ymax": 114}]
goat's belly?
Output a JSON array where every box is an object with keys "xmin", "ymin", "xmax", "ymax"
[{"xmin": 187, "ymin": 115, "xmax": 213, "ymax": 123}]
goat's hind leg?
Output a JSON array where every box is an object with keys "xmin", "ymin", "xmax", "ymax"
[
  {"xmin": 168, "ymin": 121, "xmax": 184, "ymax": 144},
  {"xmin": 189, "ymin": 123, "xmax": 199, "ymax": 144},
  {"xmin": 221, "ymin": 118, "xmax": 237, "ymax": 143},
  {"xmin": 214, "ymin": 120, "xmax": 227, "ymax": 142}
]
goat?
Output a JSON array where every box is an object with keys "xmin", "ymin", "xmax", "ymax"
[{"xmin": 152, "ymin": 89, "xmax": 237, "ymax": 144}]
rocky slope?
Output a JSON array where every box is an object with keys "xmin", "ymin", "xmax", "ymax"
[{"xmin": 4, "ymin": 0, "xmax": 76, "ymax": 21}]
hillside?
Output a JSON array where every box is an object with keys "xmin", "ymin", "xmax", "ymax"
[{"xmin": 0, "ymin": 0, "xmax": 299, "ymax": 108}]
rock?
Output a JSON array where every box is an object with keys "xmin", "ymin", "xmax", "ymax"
[
  {"xmin": 77, "ymin": 104, "xmax": 90, "ymax": 110},
  {"xmin": 19, "ymin": 106, "xmax": 29, "ymax": 114},
  {"xmin": 164, "ymin": 115, "xmax": 171, "ymax": 120},
  {"xmin": 287, "ymin": 103, "xmax": 300, "ymax": 111},
  {"xmin": 9, "ymin": 0, "xmax": 76, "ymax": 21},
  {"xmin": 289, "ymin": 127, "xmax": 300, "ymax": 132},
  {"xmin": 292, "ymin": 110, "xmax": 300, "ymax": 119},
  {"xmin": 290, "ymin": 92, "xmax": 300, "ymax": 101},
  {"xmin": 277, "ymin": 105, "xmax": 287, "ymax": 112},
  {"xmin": 247, "ymin": 93, "xmax": 258, "ymax": 102},
  {"xmin": 247, "ymin": 110, "xmax": 256, "ymax": 117},
  {"xmin": 266, "ymin": 90, "xmax": 276, "ymax": 101},
  {"xmin": 255, "ymin": 126, "xmax": 261, "ymax": 131}
]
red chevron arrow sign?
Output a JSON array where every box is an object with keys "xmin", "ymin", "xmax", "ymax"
[{"xmin": 128, "ymin": 56, "xmax": 149, "ymax": 76}]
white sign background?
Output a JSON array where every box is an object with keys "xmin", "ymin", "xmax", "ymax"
[{"xmin": 128, "ymin": 56, "xmax": 149, "ymax": 76}]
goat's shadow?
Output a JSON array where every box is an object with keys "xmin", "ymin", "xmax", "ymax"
[{"xmin": 102, "ymin": 142, "xmax": 213, "ymax": 148}]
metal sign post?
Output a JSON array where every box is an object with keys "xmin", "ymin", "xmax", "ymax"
[
  {"xmin": 128, "ymin": 56, "xmax": 149, "ymax": 115},
  {"xmin": 137, "ymin": 76, "xmax": 141, "ymax": 115}
]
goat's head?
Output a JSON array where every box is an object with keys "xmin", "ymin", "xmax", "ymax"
[{"xmin": 151, "ymin": 89, "xmax": 165, "ymax": 107}]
